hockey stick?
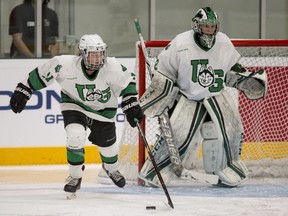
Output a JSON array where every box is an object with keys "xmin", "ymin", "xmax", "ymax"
[
  {"xmin": 134, "ymin": 18, "xmax": 183, "ymax": 176},
  {"xmin": 157, "ymin": 111, "xmax": 183, "ymax": 177},
  {"xmin": 135, "ymin": 120, "xmax": 174, "ymax": 209},
  {"xmin": 134, "ymin": 18, "xmax": 152, "ymax": 77},
  {"xmin": 134, "ymin": 18, "xmax": 219, "ymax": 185}
]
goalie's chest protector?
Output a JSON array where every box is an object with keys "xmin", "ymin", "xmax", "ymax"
[{"xmin": 162, "ymin": 31, "xmax": 240, "ymax": 101}]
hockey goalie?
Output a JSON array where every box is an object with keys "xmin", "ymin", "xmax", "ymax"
[{"xmin": 138, "ymin": 7, "xmax": 268, "ymax": 187}]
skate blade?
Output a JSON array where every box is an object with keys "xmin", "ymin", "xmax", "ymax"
[{"xmin": 66, "ymin": 192, "xmax": 77, "ymax": 200}]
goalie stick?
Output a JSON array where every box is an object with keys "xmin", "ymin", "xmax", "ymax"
[
  {"xmin": 135, "ymin": 120, "xmax": 174, "ymax": 209},
  {"xmin": 134, "ymin": 18, "xmax": 183, "ymax": 176},
  {"xmin": 134, "ymin": 18, "xmax": 219, "ymax": 185}
]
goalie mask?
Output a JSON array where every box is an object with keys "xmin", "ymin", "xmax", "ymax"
[
  {"xmin": 192, "ymin": 7, "xmax": 219, "ymax": 49},
  {"xmin": 79, "ymin": 34, "xmax": 107, "ymax": 71}
]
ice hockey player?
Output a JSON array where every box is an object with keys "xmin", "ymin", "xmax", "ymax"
[
  {"xmin": 9, "ymin": 34, "xmax": 143, "ymax": 198},
  {"xmin": 139, "ymin": 7, "xmax": 267, "ymax": 187}
]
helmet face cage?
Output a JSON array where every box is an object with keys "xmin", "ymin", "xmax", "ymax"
[
  {"xmin": 192, "ymin": 7, "xmax": 220, "ymax": 48},
  {"xmin": 79, "ymin": 34, "xmax": 107, "ymax": 71}
]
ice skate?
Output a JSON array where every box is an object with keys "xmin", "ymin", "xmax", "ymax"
[
  {"xmin": 102, "ymin": 164, "xmax": 126, "ymax": 188},
  {"xmin": 64, "ymin": 176, "xmax": 82, "ymax": 199}
]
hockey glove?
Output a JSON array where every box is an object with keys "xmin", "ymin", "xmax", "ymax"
[
  {"xmin": 122, "ymin": 97, "xmax": 143, "ymax": 128},
  {"xmin": 10, "ymin": 83, "xmax": 32, "ymax": 113}
]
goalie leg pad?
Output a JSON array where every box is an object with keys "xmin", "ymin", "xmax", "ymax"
[
  {"xmin": 216, "ymin": 160, "xmax": 249, "ymax": 187},
  {"xmin": 139, "ymin": 72, "xmax": 179, "ymax": 117},
  {"xmin": 202, "ymin": 140, "xmax": 225, "ymax": 173},
  {"xmin": 204, "ymin": 90, "xmax": 245, "ymax": 162},
  {"xmin": 201, "ymin": 121, "xmax": 226, "ymax": 173},
  {"xmin": 217, "ymin": 167, "xmax": 242, "ymax": 187},
  {"xmin": 139, "ymin": 95, "xmax": 207, "ymax": 186},
  {"xmin": 181, "ymin": 132, "xmax": 203, "ymax": 170},
  {"xmin": 139, "ymin": 157, "xmax": 174, "ymax": 187},
  {"xmin": 202, "ymin": 90, "xmax": 248, "ymax": 186}
]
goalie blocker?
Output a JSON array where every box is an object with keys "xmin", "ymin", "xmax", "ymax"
[
  {"xmin": 139, "ymin": 72, "xmax": 249, "ymax": 187},
  {"xmin": 139, "ymin": 72, "xmax": 179, "ymax": 117}
]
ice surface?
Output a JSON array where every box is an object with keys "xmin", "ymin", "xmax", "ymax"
[{"xmin": 0, "ymin": 165, "xmax": 287, "ymax": 216}]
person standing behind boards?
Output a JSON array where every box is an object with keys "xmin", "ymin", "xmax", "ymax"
[{"xmin": 9, "ymin": 0, "xmax": 59, "ymax": 58}]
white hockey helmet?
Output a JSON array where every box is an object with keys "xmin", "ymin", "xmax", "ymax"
[
  {"xmin": 79, "ymin": 34, "xmax": 107, "ymax": 70},
  {"xmin": 192, "ymin": 7, "xmax": 219, "ymax": 49}
]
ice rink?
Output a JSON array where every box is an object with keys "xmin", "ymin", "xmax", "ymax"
[{"xmin": 0, "ymin": 164, "xmax": 287, "ymax": 216}]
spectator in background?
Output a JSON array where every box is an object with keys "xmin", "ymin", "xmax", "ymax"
[{"xmin": 9, "ymin": 0, "xmax": 59, "ymax": 58}]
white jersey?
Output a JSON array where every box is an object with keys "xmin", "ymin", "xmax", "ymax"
[
  {"xmin": 24, "ymin": 55, "xmax": 136, "ymax": 122},
  {"xmin": 156, "ymin": 30, "xmax": 241, "ymax": 100}
]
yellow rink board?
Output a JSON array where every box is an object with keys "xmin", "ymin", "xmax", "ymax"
[
  {"xmin": 0, "ymin": 142, "xmax": 287, "ymax": 165},
  {"xmin": 0, "ymin": 146, "xmax": 102, "ymax": 165}
]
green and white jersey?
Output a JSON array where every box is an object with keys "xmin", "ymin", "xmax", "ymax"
[
  {"xmin": 24, "ymin": 55, "xmax": 137, "ymax": 122},
  {"xmin": 156, "ymin": 30, "xmax": 240, "ymax": 101}
]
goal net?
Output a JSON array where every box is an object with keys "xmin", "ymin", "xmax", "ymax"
[{"xmin": 100, "ymin": 39, "xmax": 288, "ymax": 184}]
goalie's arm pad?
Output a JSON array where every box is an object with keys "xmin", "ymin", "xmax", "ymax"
[
  {"xmin": 225, "ymin": 63, "xmax": 268, "ymax": 100},
  {"xmin": 139, "ymin": 71, "xmax": 179, "ymax": 117}
]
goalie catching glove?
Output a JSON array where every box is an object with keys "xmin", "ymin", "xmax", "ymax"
[
  {"xmin": 225, "ymin": 65, "xmax": 268, "ymax": 100},
  {"xmin": 122, "ymin": 97, "xmax": 143, "ymax": 127},
  {"xmin": 10, "ymin": 83, "xmax": 32, "ymax": 113}
]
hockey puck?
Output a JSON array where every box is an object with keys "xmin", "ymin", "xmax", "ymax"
[{"xmin": 146, "ymin": 206, "xmax": 156, "ymax": 210}]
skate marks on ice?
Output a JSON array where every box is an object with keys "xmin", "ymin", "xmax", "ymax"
[
  {"xmin": 0, "ymin": 165, "xmax": 287, "ymax": 215},
  {"xmin": 0, "ymin": 180, "xmax": 288, "ymax": 216}
]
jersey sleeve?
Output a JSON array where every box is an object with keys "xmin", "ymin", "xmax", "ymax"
[
  {"xmin": 155, "ymin": 39, "xmax": 179, "ymax": 82},
  {"xmin": 25, "ymin": 56, "xmax": 62, "ymax": 90},
  {"xmin": 120, "ymin": 74, "xmax": 138, "ymax": 100},
  {"xmin": 222, "ymin": 33, "xmax": 241, "ymax": 70},
  {"xmin": 107, "ymin": 58, "xmax": 138, "ymax": 99}
]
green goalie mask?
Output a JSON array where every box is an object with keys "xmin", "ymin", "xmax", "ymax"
[{"xmin": 192, "ymin": 7, "xmax": 220, "ymax": 49}]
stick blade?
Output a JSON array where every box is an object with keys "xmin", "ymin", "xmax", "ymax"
[{"xmin": 168, "ymin": 200, "xmax": 174, "ymax": 209}]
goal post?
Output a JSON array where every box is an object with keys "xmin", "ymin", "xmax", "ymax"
[{"xmin": 100, "ymin": 39, "xmax": 288, "ymax": 185}]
